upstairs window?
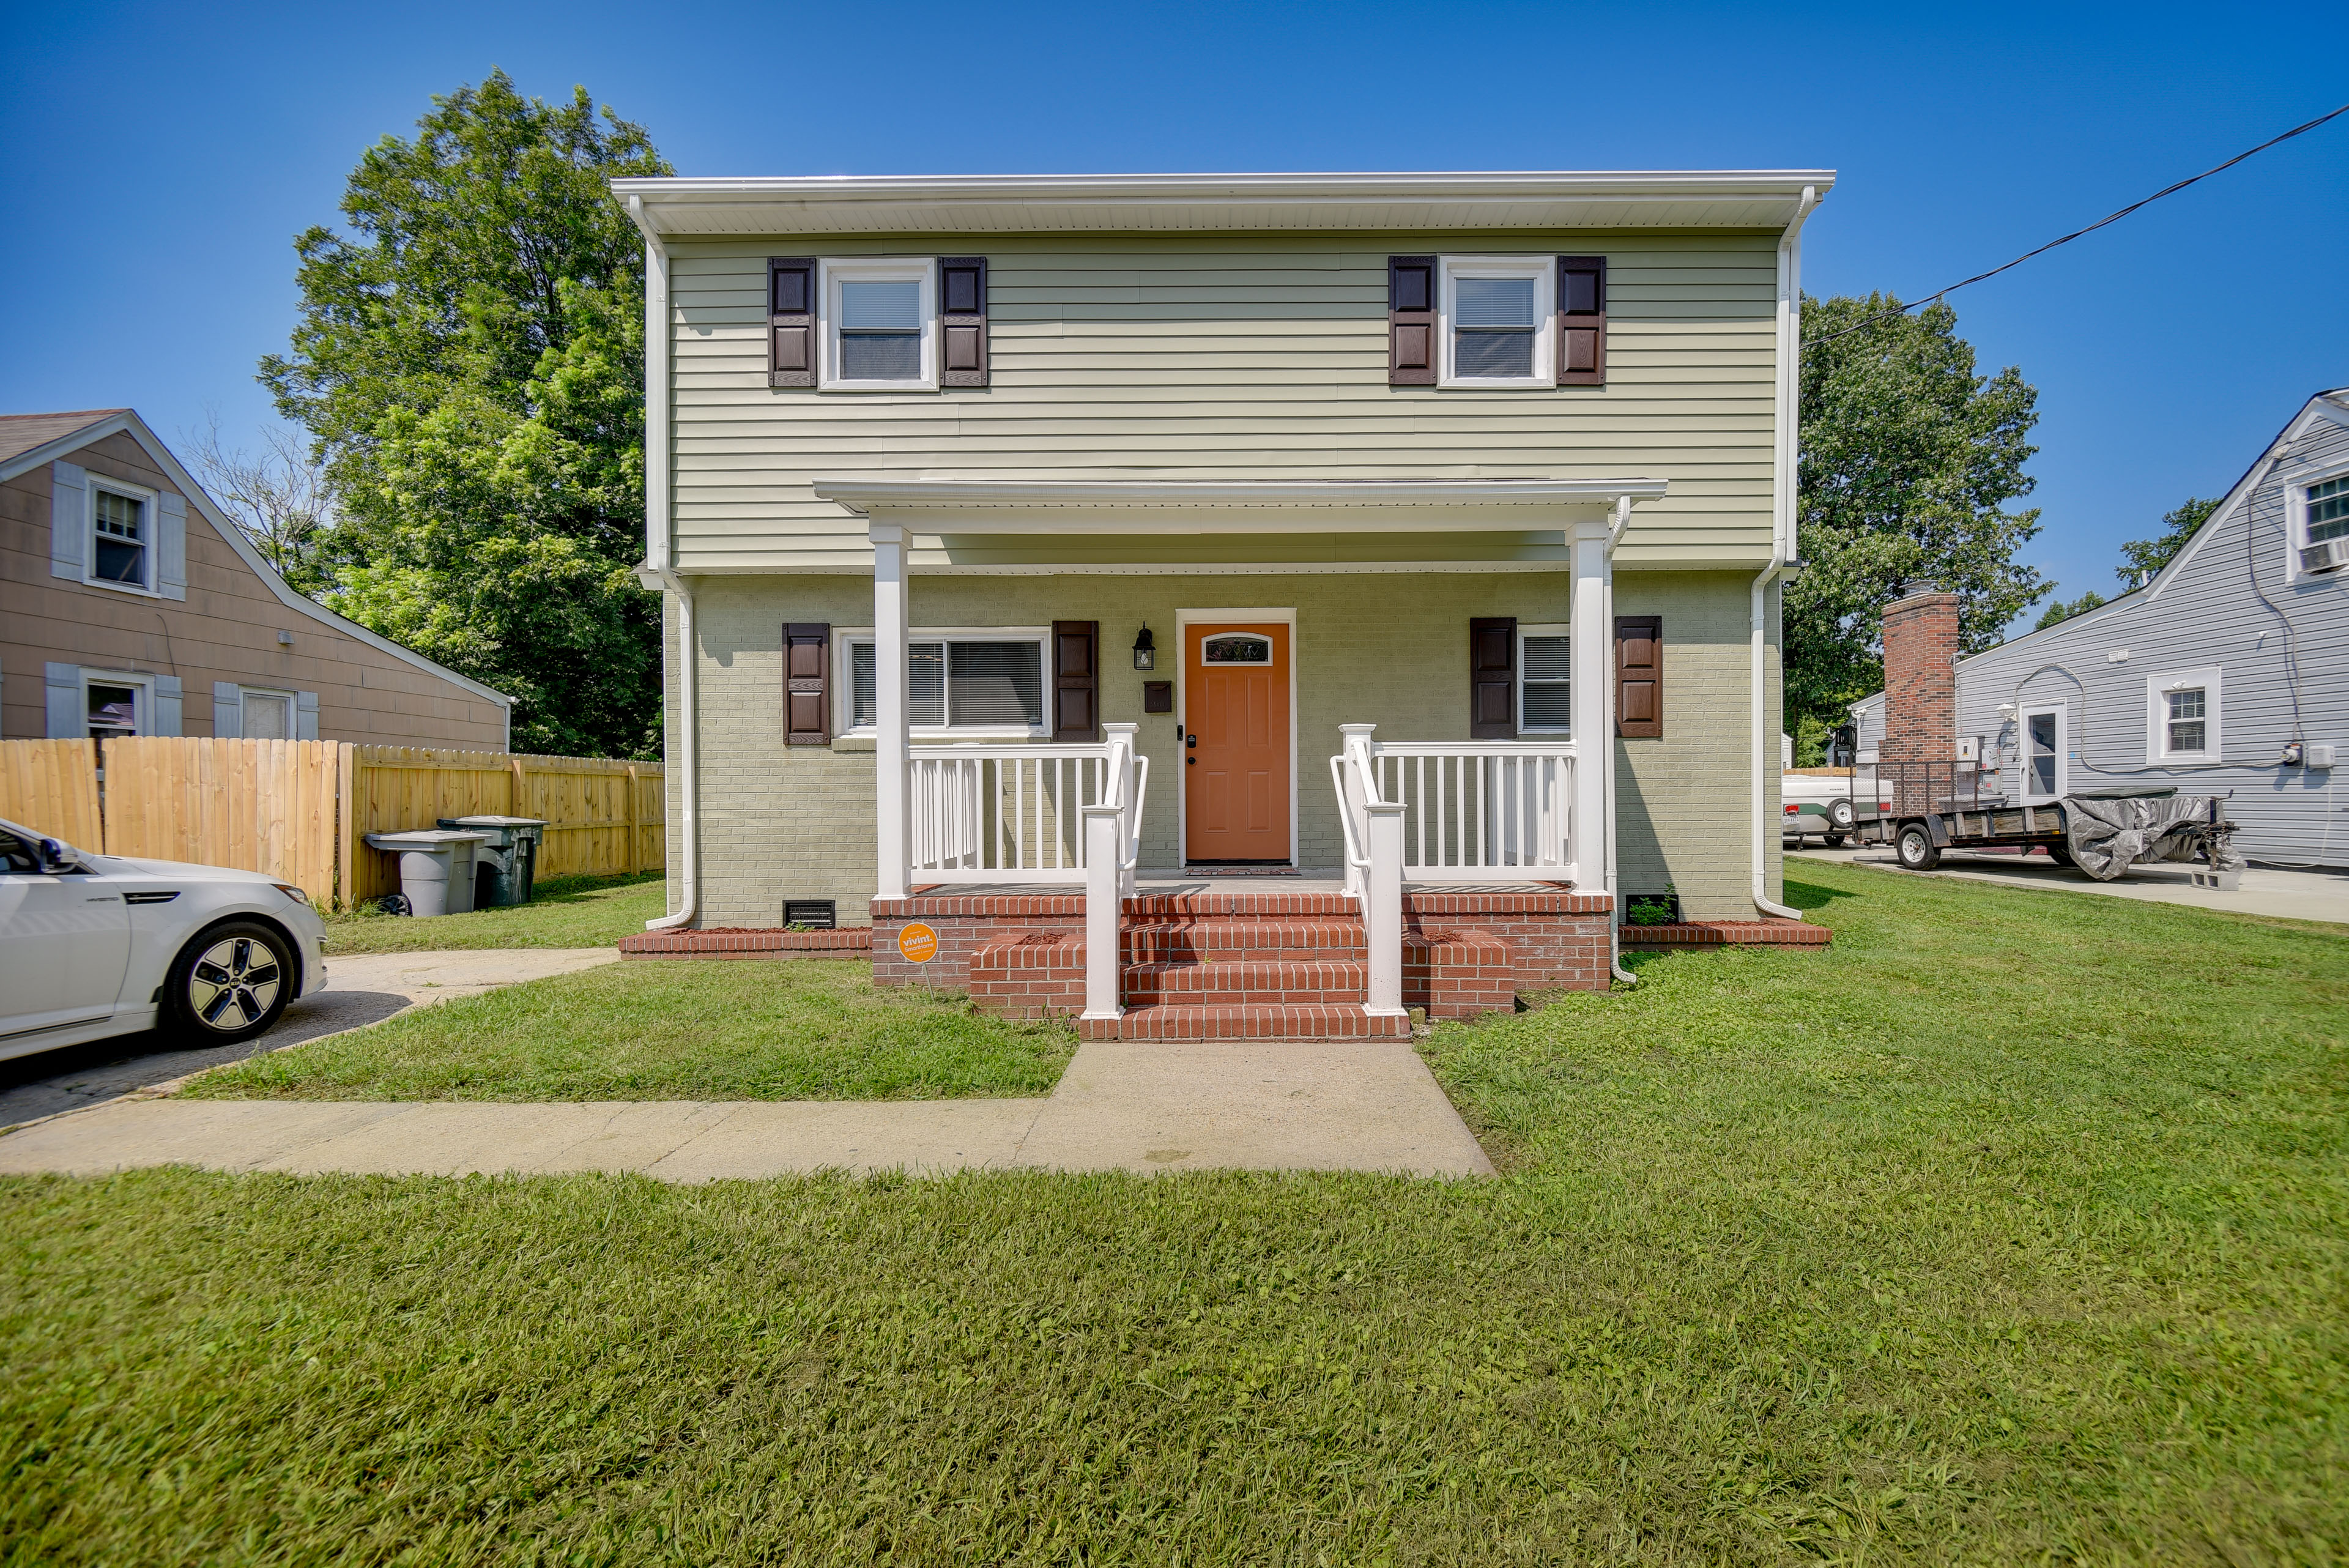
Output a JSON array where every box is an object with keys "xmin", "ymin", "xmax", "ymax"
[
  {"xmin": 821, "ymin": 259, "xmax": 938, "ymax": 392},
  {"xmin": 89, "ymin": 484, "xmax": 150, "ymax": 589},
  {"xmin": 1439, "ymin": 257, "xmax": 1554, "ymax": 388},
  {"xmin": 2308, "ymin": 475, "xmax": 2349, "ymax": 544}
]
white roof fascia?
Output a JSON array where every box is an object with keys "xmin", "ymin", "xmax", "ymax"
[
  {"xmin": 811, "ymin": 476, "xmax": 1667, "ymax": 535},
  {"xmin": 16, "ymin": 410, "xmax": 512, "ymax": 708},
  {"xmin": 615, "ymin": 169, "xmax": 1837, "ymax": 236},
  {"xmin": 2149, "ymin": 387, "xmax": 2346, "ymax": 598}
]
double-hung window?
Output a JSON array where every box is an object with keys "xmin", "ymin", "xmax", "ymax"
[
  {"xmin": 1518, "ymin": 625, "xmax": 1571, "ymax": 733},
  {"xmin": 83, "ymin": 671, "xmax": 150, "ymax": 740},
  {"xmin": 1439, "ymin": 257, "xmax": 1554, "ymax": 388},
  {"xmin": 2146, "ymin": 667, "xmax": 2221, "ymax": 765},
  {"xmin": 240, "ymin": 688, "xmax": 296, "ymax": 740},
  {"xmin": 821, "ymin": 259, "xmax": 938, "ymax": 391},
  {"xmin": 2293, "ymin": 469, "xmax": 2349, "ymax": 577},
  {"xmin": 88, "ymin": 481, "xmax": 154, "ymax": 590},
  {"xmin": 842, "ymin": 631, "xmax": 1047, "ymax": 735}
]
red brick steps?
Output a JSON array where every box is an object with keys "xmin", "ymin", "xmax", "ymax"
[
  {"xmin": 1123, "ymin": 958, "xmax": 1371, "ymax": 1003},
  {"xmin": 1081, "ymin": 1003, "xmax": 1412, "ymax": 1042}
]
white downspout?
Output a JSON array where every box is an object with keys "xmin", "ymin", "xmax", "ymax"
[
  {"xmin": 628, "ymin": 196, "xmax": 696, "ymax": 932},
  {"xmin": 1605, "ymin": 494, "xmax": 1636, "ymax": 986},
  {"xmin": 1753, "ymin": 184, "xmax": 1819, "ymax": 921}
]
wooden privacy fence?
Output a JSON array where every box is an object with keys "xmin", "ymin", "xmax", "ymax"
[{"xmin": 0, "ymin": 738, "xmax": 662, "ymax": 908}]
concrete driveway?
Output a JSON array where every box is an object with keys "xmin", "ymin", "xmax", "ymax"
[{"xmin": 0, "ymin": 949, "xmax": 620, "ymax": 1130}]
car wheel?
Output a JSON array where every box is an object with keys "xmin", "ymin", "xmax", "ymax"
[
  {"xmin": 1828, "ymin": 797, "xmax": 1857, "ymax": 830},
  {"xmin": 2047, "ymin": 840, "xmax": 2076, "ymax": 868},
  {"xmin": 164, "ymin": 921, "xmax": 295, "ymax": 1044},
  {"xmin": 1895, "ymin": 823, "xmax": 1941, "ymax": 871}
]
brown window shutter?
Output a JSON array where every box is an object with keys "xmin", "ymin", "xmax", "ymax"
[
  {"xmin": 1616, "ymin": 615, "xmax": 1661, "ymax": 737},
  {"xmin": 769, "ymin": 258, "xmax": 817, "ymax": 388},
  {"xmin": 940, "ymin": 256, "xmax": 988, "ymax": 387},
  {"xmin": 1557, "ymin": 256, "xmax": 1606, "ymax": 386},
  {"xmin": 1469, "ymin": 617, "xmax": 1516, "ymax": 739},
  {"xmin": 1389, "ymin": 255, "xmax": 1436, "ymax": 386},
  {"xmin": 1052, "ymin": 621, "xmax": 1099, "ymax": 741},
  {"xmin": 784, "ymin": 622, "xmax": 829, "ymax": 744}
]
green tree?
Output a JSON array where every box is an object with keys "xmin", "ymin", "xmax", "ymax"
[
  {"xmin": 259, "ymin": 72, "xmax": 670, "ymax": 757},
  {"xmin": 2116, "ymin": 496, "xmax": 2220, "ymax": 587},
  {"xmin": 1787, "ymin": 294, "xmax": 2049, "ymax": 736},
  {"xmin": 2035, "ymin": 587, "xmax": 2107, "ymax": 630}
]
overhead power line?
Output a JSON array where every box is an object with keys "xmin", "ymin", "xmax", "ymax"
[{"xmin": 1817, "ymin": 100, "xmax": 2349, "ymax": 343}]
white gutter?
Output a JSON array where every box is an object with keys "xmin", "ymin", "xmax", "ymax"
[
  {"xmin": 627, "ymin": 195, "xmax": 697, "ymax": 933},
  {"xmin": 1752, "ymin": 184, "xmax": 1820, "ymax": 921}
]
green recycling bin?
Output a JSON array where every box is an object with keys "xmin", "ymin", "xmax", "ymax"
[{"xmin": 437, "ymin": 816, "xmax": 548, "ymax": 907}]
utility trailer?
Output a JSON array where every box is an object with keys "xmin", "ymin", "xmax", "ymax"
[{"xmin": 1851, "ymin": 760, "xmax": 2236, "ymax": 882}]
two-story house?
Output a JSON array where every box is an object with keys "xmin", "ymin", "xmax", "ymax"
[{"xmin": 617, "ymin": 170, "xmax": 1833, "ymax": 1038}]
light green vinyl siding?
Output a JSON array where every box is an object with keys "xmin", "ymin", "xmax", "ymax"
[{"xmin": 667, "ymin": 232, "xmax": 1780, "ymax": 573}]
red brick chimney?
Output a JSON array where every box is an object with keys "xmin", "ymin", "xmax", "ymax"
[{"xmin": 1880, "ymin": 584, "xmax": 1960, "ymax": 764}]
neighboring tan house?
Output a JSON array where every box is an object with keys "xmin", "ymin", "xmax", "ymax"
[
  {"xmin": 1, "ymin": 409, "xmax": 510, "ymax": 748},
  {"xmin": 616, "ymin": 169, "xmax": 1833, "ymax": 1035},
  {"xmin": 1850, "ymin": 386, "xmax": 2349, "ymax": 869}
]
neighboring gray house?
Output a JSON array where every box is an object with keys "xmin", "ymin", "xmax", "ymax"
[{"xmin": 1854, "ymin": 387, "xmax": 2348, "ymax": 869}]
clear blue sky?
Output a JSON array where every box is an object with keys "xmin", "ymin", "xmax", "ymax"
[{"xmin": 5, "ymin": 1, "xmax": 2345, "ymax": 627}]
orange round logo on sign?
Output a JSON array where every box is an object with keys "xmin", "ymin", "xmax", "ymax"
[{"xmin": 897, "ymin": 922, "xmax": 940, "ymax": 964}]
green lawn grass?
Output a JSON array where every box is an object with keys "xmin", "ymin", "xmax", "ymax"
[
  {"xmin": 323, "ymin": 871, "xmax": 666, "ymax": 954},
  {"xmin": 4, "ymin": 862, "xmax": 2343, "ymax": 1563},
  {"xmin": 185, "ymin": 959, "xmax": 1073, "ymax": 1102}
]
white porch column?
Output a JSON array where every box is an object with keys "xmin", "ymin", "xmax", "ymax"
[
  {"xmin": 871, "ymin": 522, "xmax": 910, "ymax": 899},
  {"xmin": 1570, "ymin": 518, "xmax": 1612, "ymax": 892},
  {"xmin": 1363, "ymin": 801, "xmax": 1406, "ymax": 1017},
  {"xmin": 1081, "ymin": 804, "xmax": 1124, "ymax": 1020}
]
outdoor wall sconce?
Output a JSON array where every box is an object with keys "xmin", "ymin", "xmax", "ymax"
[{"xmin": 1132, "ymin": 625, "xmax": 1156, "ymax": 671}]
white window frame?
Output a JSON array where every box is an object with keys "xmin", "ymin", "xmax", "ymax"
[
  {"xmin": 818, "ymin": 258, "xmax": 939, "ymax": 392},
  {"xmin": 1438, "ymin": 255, "xmax": 1555, "ymax": 390},
  {"xmin": 80, "ymin": 669, "xmax": 153, "ymax": 739},
  {"xmin": 83, "ymin": 475, "xmax": 160, "ymax": 596},
  {"xmin": 1516, "ymin": 622, "xmax": 1572, "ymax": 735},
  {"xmin": 2019, "ymin": 701, "xmax": 2068, "ymax": 803},
  {"xmin": 2284, "ymin": 456, "xmax": 2349, "ymax": 582},
  {"xmin": 833, "ymin": 626, "xmax": 1052, "ymax": 740},
  {"xmin": 239, "ymin": 686, "xmax": 299, "ymax": 741},
  {"xmin": 2145, "ymin": 666, "xmax": 2222, "ymax": 765}
]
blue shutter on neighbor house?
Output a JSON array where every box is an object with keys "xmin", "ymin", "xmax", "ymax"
[
  {"xmin": 44, "ymin": 663, "xmax": 81, "ymax": 738},
  {"xmin": 295, "ymin": 691, "xmax": 318, "ymax": 740},
  {"xmin": 154, "ymin": 675, "xmax": 183, "ymax": 737},
  {"xmin": 50, "ymin": 463, "xmax": 86, "ymax": 579},
  {"xmin": 157, "ymin": 492, "xmax": 188, "ymax": 600},
  {"xmin": 213, "ymin": 682, "xmax": 244, "ymax": 737}
]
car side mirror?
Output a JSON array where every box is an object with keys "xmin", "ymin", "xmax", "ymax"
[{"xmin": 37, "ymin": 837, "xmax": 81, "ymax": 874}]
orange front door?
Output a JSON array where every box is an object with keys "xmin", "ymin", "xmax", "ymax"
[{"xmin": 1183, "ymin": 623, "xmax": 1291, "ymax": 863}]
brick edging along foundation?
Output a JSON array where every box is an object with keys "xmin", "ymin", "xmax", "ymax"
[
  {"xmin": 1620, "ymin": 920, "xmax": 1830, "ymax": 949},
  {"xmin": 618, "ymin": 927, "xmax": 872, "ymax": 960}
]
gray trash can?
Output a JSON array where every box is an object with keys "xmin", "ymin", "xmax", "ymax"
[
  {"xmin": 437, "ymin": 816, "xmax": 549, "ymax": 907},
  {"xmin": 364, "ymin": 830, "xmax": 491, "ymax": 916}
]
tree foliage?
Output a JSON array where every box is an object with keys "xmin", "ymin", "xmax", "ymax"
[
  {"xmin": 260, "ymin": 72, "xmax": 669, "ymax": 757},
  {"xmin": 1787, "ymin": 294, "xmax": 2047, "ymax": 735},
  {"xmin": 2035, "ymin": 587, "xmax": 2107, "ymax": 630},
  {"xmin": 2117, "ymin": 496, "xmax": 2220, "ymax": 587}
]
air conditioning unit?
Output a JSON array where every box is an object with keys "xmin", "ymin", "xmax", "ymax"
[{"xmin": 2301, "ymin": 538, "xmax": 2349, "ymax": 574}]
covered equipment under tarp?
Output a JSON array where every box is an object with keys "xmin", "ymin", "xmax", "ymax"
[{"xmin": 2062, "ymin": 789, "xmax": 2242, "ymax": 881}]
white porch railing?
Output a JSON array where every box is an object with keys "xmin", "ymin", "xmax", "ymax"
[
  {"xmin": 1332, "ymin": 725, "xmax": 1581, "ymax": 1021},
  {"xmin": 1337, "ymin": 729, "xmax": 1579, "ymax": 886},
  {"xmin": 908, "ymin": 725, "xmax": 1148, "ymax": 885}
]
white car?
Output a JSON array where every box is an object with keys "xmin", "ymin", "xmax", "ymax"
[
  {"xmin": 1780, "ymin": 773, "xmax": 1893, "ymax": 846},
  {"xmin": 0, "ymin": 816, "xmax": 327, "ymax": 1064}
]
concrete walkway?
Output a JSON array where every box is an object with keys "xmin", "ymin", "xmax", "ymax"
[
  {"xmin": 1792, "ymin": 844, "xmax": 2349, "ymax": 924},
  {"xmin": 0, "ymin": 949, "xmax": 622, "ymax": 1129},
  {"xmin": 0, "ymin": 1038, "xmax": 1493, "ymax": 1180}
]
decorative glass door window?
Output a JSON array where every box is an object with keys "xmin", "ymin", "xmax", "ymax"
[
  {"xmin": 1200, "ymin": 634, "xmax": 1271, "ymax": 664},
  {"xmin": 1453, "ymin": 277, "xmax": 1538, "ymax": 378},
  {"xmin": 850, "ymin": 639, "xmax": 1044, "ymax": 730},
  {"xmin": 91, "ymin": 488, "xmax": 148, "ymax": 586},
  {"xmin": 837, "ymin": 279, "xmax": 922, "ymax": 381}
]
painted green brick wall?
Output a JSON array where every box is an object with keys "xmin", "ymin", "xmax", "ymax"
[{"xmin": 665, "ymin": 570, "xmax": 1779, "ymax": 927}]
